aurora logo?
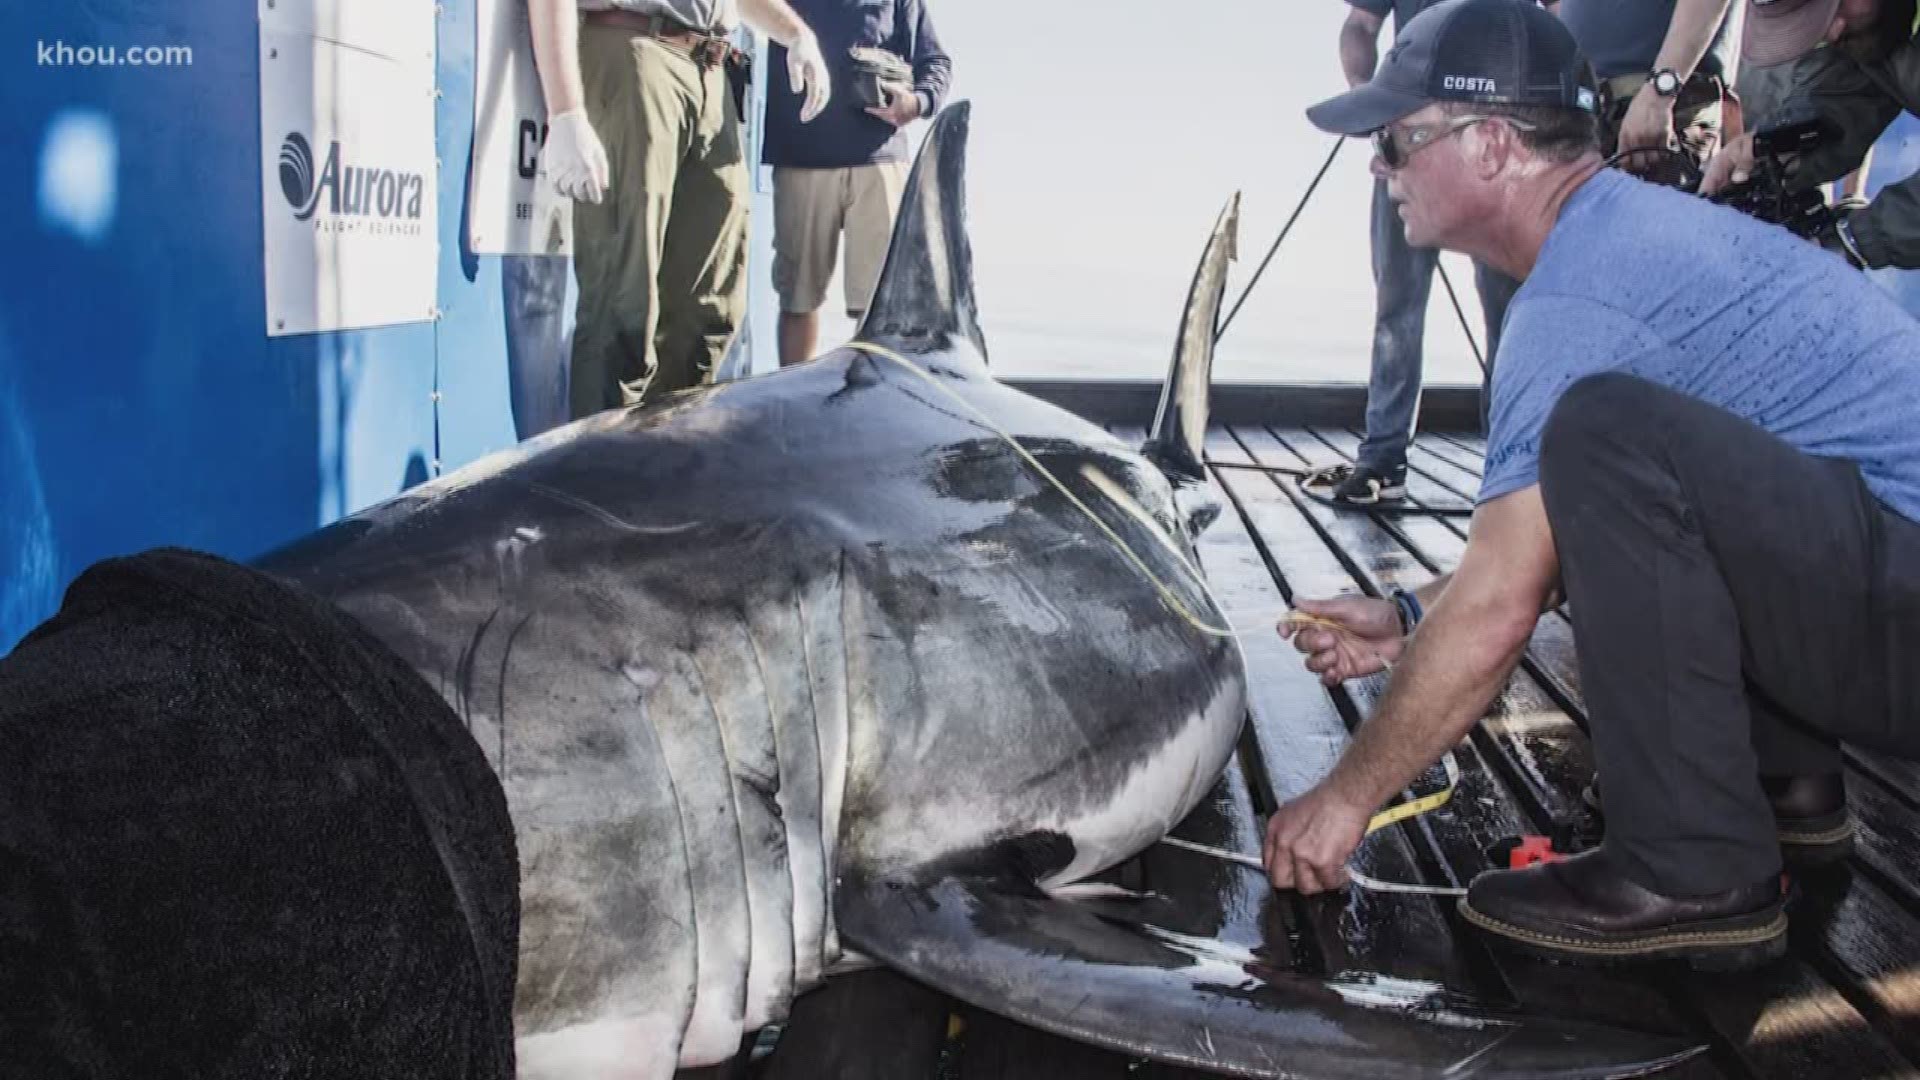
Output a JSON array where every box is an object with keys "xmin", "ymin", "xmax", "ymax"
[{"xmin": 277, "ymin": 131, "xmax": 425, "ymax": 223}]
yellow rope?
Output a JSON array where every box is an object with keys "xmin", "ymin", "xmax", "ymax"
[{"xmin": 844, "ymin": 340, "xmax": 1456, "ymax": 840}]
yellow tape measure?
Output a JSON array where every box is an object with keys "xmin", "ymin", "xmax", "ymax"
[{"xmin": 1366, "ymin": 751, "xmax": 1460, "ymax": 834}]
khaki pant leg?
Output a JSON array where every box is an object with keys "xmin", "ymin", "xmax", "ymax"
[
  {"xmin": 568, "ymin": 28, "xmax": 694, "ymax": 419},
  {"xmin": 650, "ymin": 51, "xmax": 749, "ymax": 403},
  {"xmin": 772, "ymin": 168, "xmax": 847, "ymax": 315},
  {"xmin": 841, "ymin": 161, "xmax": 908, "ymax": 318}
]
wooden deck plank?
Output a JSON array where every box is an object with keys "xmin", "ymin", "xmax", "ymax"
[
  {"xmin": 1275, "ymin": 427, "xmax": 1920, "ymax": 1079},
  {"xmin": 1428, "ymin": 431, "xmax": 1488, "ymax": 458},
  {"xmin": 1300, "ymin": 427, "xmax": 1596, "ymax": 825},
  {"xmin": 1409, "ymin": 432, "xmax": 1485, "ymax": 478},
  {"xmin": 1207, "ymin": 429, "xmax": 1489, "ymax": 994},
  {"xmin": 1846, "ymin": 753, "xmax": 1920, "ymax": 810}
]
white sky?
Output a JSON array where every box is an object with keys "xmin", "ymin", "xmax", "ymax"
[{"xmin": 815, "ymin": 0, "xmax": 1489, "ymax": 384}]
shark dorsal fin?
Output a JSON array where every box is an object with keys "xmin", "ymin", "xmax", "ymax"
[
  {"xmin": 855, "ymin": 102, "xmax": 988, "ymax": 363},
  {"xmin": 1142, "ymin": 193, "xmax": 1241, "ymax": 481}
]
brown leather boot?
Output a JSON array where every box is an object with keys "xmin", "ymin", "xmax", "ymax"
[{"xmin": 1460, "ymin": 847, "xmax": 1788, "ymax": 971}]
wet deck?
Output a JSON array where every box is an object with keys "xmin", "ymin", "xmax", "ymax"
[{"xmin": 695, "ymin": 423, "xmax": 1920, "ymax": 1080}]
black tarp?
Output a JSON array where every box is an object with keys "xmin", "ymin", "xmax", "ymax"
[{"xmin": 0, "ymin": 549, "xmax": 518, "ymax": 1079}]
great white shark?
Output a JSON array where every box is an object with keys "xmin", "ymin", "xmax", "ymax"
[{"xmin": 262, "ymin": 104, "xmax": 1701, "ymax": 1079}]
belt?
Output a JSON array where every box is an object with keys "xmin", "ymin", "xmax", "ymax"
[{"xmin": 581, "ymin": 8, "xmax": 724, "ymax": 44}]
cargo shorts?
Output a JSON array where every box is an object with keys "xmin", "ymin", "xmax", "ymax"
[{"xmin": 771, "ymin": 161, "xmax": 909, "ymax": 317}]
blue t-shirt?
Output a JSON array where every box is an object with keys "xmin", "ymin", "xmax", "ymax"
[{"xmin": 1482, "ymin": 168, "xmax": 1920, "ymax": 521}]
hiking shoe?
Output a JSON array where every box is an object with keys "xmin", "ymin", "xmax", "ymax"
[
  {"xmin": 1300, "ymin": 462, "xmax": 1407, "ymax": 507},
  {"xmin": 1582, "ymin": 772, "xmax": 1853, "ymax": 868},
  {"xmin": 1460, "ymin": 847, "xmax": 1788, "ymax": 971}
]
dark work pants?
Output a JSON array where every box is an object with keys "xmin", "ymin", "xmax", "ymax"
[
  {"xmin": 1360, "ymin": 179, "xmax": 1518, "ymax": 468},
  {"xmin": 1540, "ymin": 374, "xmax": 1920, "ymax": 896}
]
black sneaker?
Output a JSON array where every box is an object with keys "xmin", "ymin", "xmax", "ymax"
[{"xmin": 1300, "ymin": 462, "xmax": 1407, "ymax": 508}]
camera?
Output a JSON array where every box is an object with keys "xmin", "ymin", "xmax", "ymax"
[
  {"xmin": 1707, "ymin": 103, "xmax": 1841, "ymax": 239},
  {"xmin": 848, "ymin": 47, "xmax": 912, "ymax": 110}
]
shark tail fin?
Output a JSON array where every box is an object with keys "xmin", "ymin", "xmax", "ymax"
[
  {"xmin": 855, "ymin": 102, "xmax": 988, "ymax": 363},
  {"xmin": 1142, "ymin": 193, "xmax": 1240, "ymax": 483}
]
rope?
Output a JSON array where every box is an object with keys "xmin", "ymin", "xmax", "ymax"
[
  {"xmin": 846, "ymin": 341, "xmax": 1234, "ymax": 639},
  {"xmin": 1433, "ymin": 261, "xmax": 1489, "ymax": 377},
  {"xmin": 1216, "ymin": 136, "xmax": 1346, "ymax": 342},
  {"xmin": 1155, "ymin": 749, "xmax": 1465, "ymax": 897},
  {"xmin": 841, "ymin": 340, "xmax": 1461, "ymax": 893},
  {"xmin": 1157, "ymin": 825, "xmax": 1467, "ymax": 898}
]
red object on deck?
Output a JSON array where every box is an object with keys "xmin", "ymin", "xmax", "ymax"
[{"xmin": 1507, "ymin": 835, "xmax": 1568, "ymax": 869}]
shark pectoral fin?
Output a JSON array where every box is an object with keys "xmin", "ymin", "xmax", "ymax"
[{"xmin": 837, "ymin": 872, "xmax": 1704, "ymax": 1080}]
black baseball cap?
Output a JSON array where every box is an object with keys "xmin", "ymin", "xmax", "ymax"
[{"xmin": 1308, "ymin": 0, "xmax": 1599, "ymax": 136}]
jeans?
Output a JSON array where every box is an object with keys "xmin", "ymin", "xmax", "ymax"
[{"xmin": 1359, "ymin": 180, "xmax": 1519, "ymax": 470}]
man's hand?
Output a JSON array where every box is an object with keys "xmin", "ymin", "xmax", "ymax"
[
  {"xmin": 1263, "ymin": 784, "xmax": 1373, "ymax": 894},
  {"xmin": 542, "ymin": 108, "xmax": 610, "ymax": 203},
  {"xmin": 1700, "ymin": 130, "xmax": 1757, "ymax": 195},
  {"xmin": 1279, "ymin": 596, "xmax": 1404, "ymax": 686},
  {"xmin": 787, "ymin": 31, "xmax": 831, "ymax": 122},
  {"xmin": 1615, "ymin": 84, "xmax": 1678, "ymax": 173},
  {"xmin": 865, "ymin": 82, "xmax": 922, "ymax": 127}
]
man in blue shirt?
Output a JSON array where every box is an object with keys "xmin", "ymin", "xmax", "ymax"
[
  {"xmin": 763, "ymin": 0, "xmax": 951, "ymax": 365},
  {"xmin": 1302, "ymin": 0, "xmax": 1520, "ymax": 508},
  {"xmin": 1264, "ymin": 0, "xmax": 1920, "ymax": 970}
]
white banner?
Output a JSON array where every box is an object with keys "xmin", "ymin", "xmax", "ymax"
[
  {"xmin": 259, "ymin": 0, "xmax": 439, "ymax": 336},
  {"xmin": 470, "ymin": 0, "xmax": 574, "ymax": 256}
]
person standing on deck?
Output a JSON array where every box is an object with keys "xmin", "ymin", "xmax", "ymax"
[
  {"xmin": 764, "ymin": 0, "xmax": 952, "ymax": 366},
  {"xmin": 1264, "ymin": 0, "xmax": 1920, "ymax": 970},
  {"xmin": 529, "ymin": 0, "xmax": 831, "ymax": 416},
  {"xmin": 1301, "ymin": 0, "xmax": 1523, "ymax": 509},
  {"xmin": 1549, "ymin": 0, "xmax": 1736, "ymax": 187}
]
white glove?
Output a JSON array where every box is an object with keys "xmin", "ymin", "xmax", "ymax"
[
  {"xmin": 542, "ymin": 108, "xmax": 610, "ymax": 204},
  {"xmin": 787, "ymin": 32, "xmax": 832, "ymax": 123}
]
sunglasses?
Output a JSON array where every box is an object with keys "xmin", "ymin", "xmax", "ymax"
[{"xmin": 1371, "ymin": 114, "xmax": 1539, "ymax": 170}]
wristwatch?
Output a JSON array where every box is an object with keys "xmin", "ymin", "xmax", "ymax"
[{"xmin": 1649, "ymin": 68, "xmax": 1683, "ymax": 97}]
